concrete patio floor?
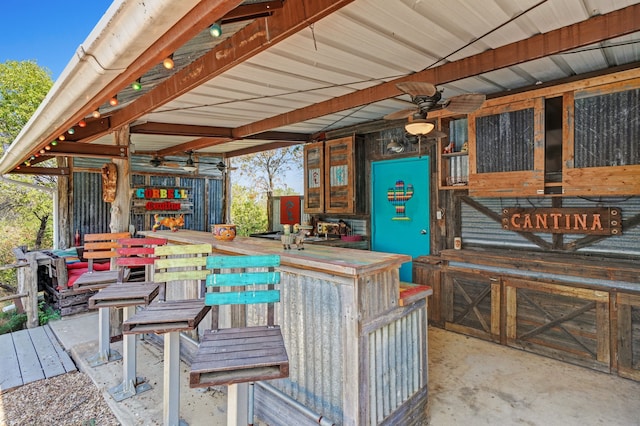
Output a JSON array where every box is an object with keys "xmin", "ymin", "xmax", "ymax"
[{"xmin": 47, "ymin": 311, "xmax": 640, "ymax": 425}]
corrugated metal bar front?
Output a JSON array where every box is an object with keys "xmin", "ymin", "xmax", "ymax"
[
  {"xmin": 267, "ymin": 270, "xmax": 346, "ymax": 423},
  {"xmin": 73, "ymin": 171, "xmax": 110, "ymax": 236},
  {"xmin": 367, "ymin": 305, "xmax": 425, "ymax": 425}
]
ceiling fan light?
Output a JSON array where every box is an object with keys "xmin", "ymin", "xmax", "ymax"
[{"xmin": 405, "ymin": 119, "xmax": 435, "ymax": 135}]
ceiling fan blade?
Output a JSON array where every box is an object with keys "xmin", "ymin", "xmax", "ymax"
[
  {"xmin": 396, "ymin": 81, "xmax": 437, "ymax": 98},
  {"xmin": 384, "ymin": 108, "xmax": 417, "ymax": 120},
  {"xmin": 424, "ymin": 130, "xmax": 447, "ymax": 139},
  {"xmin": 444, "ymin": 93, "xmax": 486, "ymax": 114}
]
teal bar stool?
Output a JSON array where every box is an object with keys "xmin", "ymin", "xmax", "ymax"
[{"xmin": 190, "ymin": 254, "xmax": 289, "ymax": 426}]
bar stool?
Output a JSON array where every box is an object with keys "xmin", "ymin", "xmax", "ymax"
[
  {"xmin": 123, "ymin": 243, "xmax": 212, "ymax": 426},
  {"xmin": 78, "ymin": 231, "xmax": 131, "ymax": 366},
  {"xmin": 189, "ymin": 254, "xmax": 289, "ymax": 426},
  {"xmin": 88, "ymin": 236, "xmax": 167, "ymax": 401}
]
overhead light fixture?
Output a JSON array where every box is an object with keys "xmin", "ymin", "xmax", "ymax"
[
  {"xmin": 131, "ymin": 78, "xmax": 142, "ymax": 91},
  {"xmin": 405, "ymin": 118, "xmax": 435, "ymax": 135},
  {"xmin": 183, "ymin": 151, "xmax": 197, "ymax": 172},
  {"xmin": 163, "ymin": 54, "xmax": 175, "ymax": 70},
  {"xmin": 209, "ymin": 22, "xmax": 222, "ymax": 37}
]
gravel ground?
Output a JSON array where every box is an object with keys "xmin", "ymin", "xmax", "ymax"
[{"xmin": 0, "ymin": 371, "xmax": 119, "ymax": 426}]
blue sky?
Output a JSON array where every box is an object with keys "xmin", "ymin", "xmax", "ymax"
[{"xmin": 1, "ymin": 1, "xmax": 113, "ymax": 80}]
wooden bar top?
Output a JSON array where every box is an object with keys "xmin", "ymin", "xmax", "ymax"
[{"xmin": 140, "ymin": 230, "xmax": 410, "ymax": 278}]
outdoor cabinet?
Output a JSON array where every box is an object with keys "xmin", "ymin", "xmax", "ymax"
[
  {"xmin": 303, "ymin": 141, "xmax": 324, "ymax": 213},
  {"xmin": 450, "ymin": 74, "xmax": 640, "ymax": 197},
  {"xmin": 303, "ymin": 136, "xmax": 365, "ymax": 214}
]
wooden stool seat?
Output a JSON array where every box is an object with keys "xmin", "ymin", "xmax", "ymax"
[
  {"xmin": 88, "ymin": 282, "xmax": 159, "ymax": 309},
  {"xmin": 74, "ymin": 269, "xmax": 126, "ymax": 291},
  {"xmin": 190, "ymin": 325, "xmax": 289, "ymax": 387},
  {"xmin": 123, "ymin": 299, "xmax": 210, "ymax": 335}
]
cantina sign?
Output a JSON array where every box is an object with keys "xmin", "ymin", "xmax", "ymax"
[{"xmin": 502, "ymin": 207, "xmax": 621, "ymax": 235}]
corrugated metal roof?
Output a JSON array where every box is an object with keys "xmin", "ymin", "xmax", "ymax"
[{"xmin": 3, "ymin": 0, "xmax": 640, "ymax": 170}]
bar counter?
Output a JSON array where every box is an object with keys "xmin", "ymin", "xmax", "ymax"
[{"xmin": 141, "ymin": 230, "xmax": 429, "ymax": 426}]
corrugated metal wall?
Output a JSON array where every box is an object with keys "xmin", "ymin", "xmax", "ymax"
[
  {"xmin": 73, "ymin": 172, "xmax": 111, "ymax": 236},
  {"xmin": 476, "ymin": 108, "xmax": 535, "ymax": 173},
  {"xmin": 73, "ymin": 170, "xmax": 224, "ymax": 236},
  {"xmin": 575, "ymin": 88, "xmax": 640, "ymax": 168},
  {"xmin": 461, "ymin": 196, "xmax": 640, "ymax": 256}
]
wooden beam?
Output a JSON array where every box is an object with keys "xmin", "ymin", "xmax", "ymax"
[
  {"xmin": 44, "ymin": 141, "xmax": 128, "ymax": 159},
  {"xmin": 235, "ymin": 3, "xmax": 640, "ymax": 137},
  {"xmin": 109, "ymin": 0, "xmax": 355, "ymax": 132},
  {"xmin": 130, "ymin": 122, "xmax": 234, "ymax": 138},
  {"xmin": 221, "ymin": 0, "xmax": 284, "ymax": 23},
  {"xmin": 11, "ymin": 167, "xmax": 70, "ymax": 176},
  {"xmin": 225, "ymin": 141, "xmax": 302, "ymax": 158},
  {"xmin": 156, "ymin": 138, "xmax": 232, "ymax": 156}
]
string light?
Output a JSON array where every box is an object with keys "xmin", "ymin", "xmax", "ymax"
[
  {"xmin": 109, "ymin": 95, "xmax": 118, "ymax": 106},
  {"xmin": 51, "ymin": 140, "xmax": 58, "ymax": 146},
  {"xmin": 209, "ymin": 22, "xmax": 222, "ymax": 37},
  {"xmin": 68, "ymin": 128, "xmax": 75, "ymax": 135},
  {"xmin": 58, "ymin": 134, "xmax": 66, "ymax": 141},
  {"xmin": 163, "ymin": 54, "xmax": 175, "ymax": 69},
  {"xmin": 40, "ymin": 149, "xmax": 46, "ymax": 154},
  {"xmin": 45, "ymin": 145, "xmax": 51, "ymax": 150},
  {"xmin": 131, "ymin": 78, "xmax": 142, "ymax": 91},
  {"xmin": 92, "ymin": 109, "xmax": 101, "ymax": 118},
  {"xmin": 78, "ymin": 119, "xmax": 87, "ymax": 127}
]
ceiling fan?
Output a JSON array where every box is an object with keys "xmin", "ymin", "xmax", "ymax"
[
  {"xmin": 149, "ymin": 151, "xmax": 234, "ymax": 173},
  {"xmin": 384, "ymin": 82, "xmax": 485, "ymax": 135}
]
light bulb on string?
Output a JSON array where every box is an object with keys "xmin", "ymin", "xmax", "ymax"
[
  {"xmin": 51, "ymin": 140, "xmax": 58, "ymax": 146},
  {"xmin": 131, "ymin": 78, "xmax": 142, "ymax": 91},
  {"xmin": 58, "ymin": 134, "xmax": 65, "ymax": 141},
  {"xmin": 109, "ymin": 95, "xmax": 118, "ymax": 106},
  {"xmin": 209, "ymin": 22, "xmax": 222, "ymax": 37},
  {"xmin": 92, "ymin": 110, "xmax": 101, "ymax": 118},
  {"xmin": 39, "ymin": 149, "xmax": 45, "ymax": 154},
  {"xmin": 78, "ymin": 119, "xmax": 87, "ymax": 127},
  {"xmin": 45, "ymin": 145, "xmax": 51, "ymax": 150},
  {"xmin": 68, "ymin": 128, "xmax": 75, "ymax": 135},
  {"xmin": 163, "ymin": 54, "xmax": 175, "ymax": 69}
]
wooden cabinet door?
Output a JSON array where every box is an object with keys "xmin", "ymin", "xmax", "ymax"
[
  {"xmin": 324, "ymin": 136, "xmax": 355, "ymax": 214},
  {"xmin": 303, "ymin": 142, "xmax": 324, "ymax": 213},
  {"xmin": 617, "ymin": 293, "xmax": 640, "ymax": 381}
]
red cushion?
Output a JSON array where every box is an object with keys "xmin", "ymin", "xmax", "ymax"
[
  {"xmin": 58, "ymin": 262, "xmax": 113, "ymax": 289},
  {"xmin": 66, "ymin": 261, "xmax": 89, "ymax": 270}
]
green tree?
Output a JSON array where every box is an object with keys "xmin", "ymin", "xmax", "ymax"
[
  {"xmin": 0, "ymin": 60, "xmax": 54, "ymax": 289},
  {"xmin": 230, "ymin": 184, "xmax": 268, "ymax": 236},
  {"xmin": 0, "ymin": 60, "xmax": 53, "ymax": 145},
  {"xmin": 233, "ymin": 145, "xmax": 302, "ymax": 230}
]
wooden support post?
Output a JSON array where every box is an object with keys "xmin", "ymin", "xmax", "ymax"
[{"xmin": 16, "ymin": 252, "xmax": 39, "ymax": 329}]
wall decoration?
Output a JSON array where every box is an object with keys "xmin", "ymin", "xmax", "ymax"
[
  {"xmin": 330, "ymin": 165, "xmax": 348, "ymax": 186},
  {"xmin": 101, "ymin": 163, "xmax": 117, "ymax": 203},
  {"xmin": 387, "ymin": 180, "xmax": 414, "ymax": 221},
  {"xmin": 502, "ymin": 207, "xmax": 622, "ymax": 235},
  {"xmin": 280, "ymin": 196, "xmax": 301, "ymax": 225},
  {"xmin": 308, "ymin": 168, "xmax": 321, "ymax": 188}
]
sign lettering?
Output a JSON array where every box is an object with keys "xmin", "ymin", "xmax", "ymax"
[{"xmin": 502, "ymin": 207, "xmax": 621, "ymax": 235}]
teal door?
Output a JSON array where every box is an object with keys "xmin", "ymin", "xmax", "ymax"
[{"xmin": 371, "ymin": 157, "xmax": 430, "ymax": 281}]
